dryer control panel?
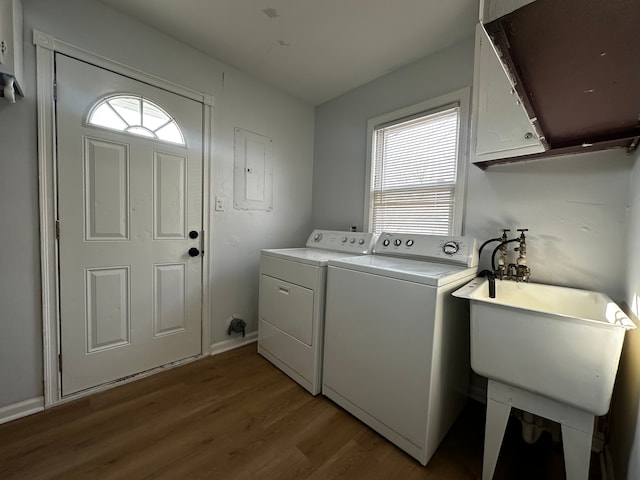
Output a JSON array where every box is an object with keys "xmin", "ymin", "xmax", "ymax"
[
  {"xmin": 305, "ymin": 230, "xmax": 376, "ymax": 254},
  {"xmin": 373, "ymin": 232, "xmax": 478, "ymax": 267}
]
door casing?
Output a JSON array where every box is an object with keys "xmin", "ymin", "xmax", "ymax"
[{"xmin": 34, "ymin": 30, "xmax": 214, "ymax": 406}]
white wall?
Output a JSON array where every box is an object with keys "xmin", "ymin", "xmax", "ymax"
[{"xmin": 0, "ymin": 0, "xmax": 314, "ymax": 408}]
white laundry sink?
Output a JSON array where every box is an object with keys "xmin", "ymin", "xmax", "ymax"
[{"xmin": 453, "ymin": 278, "xmax": 636, "ymax": 416}]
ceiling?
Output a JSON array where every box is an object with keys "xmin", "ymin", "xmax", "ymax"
[{"xmin": 99, "ymin": 0, "xmax": 479, "ymax": 106}]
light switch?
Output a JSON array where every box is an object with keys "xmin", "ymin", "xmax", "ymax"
[{"xmin": 215, "ymin": 196, "xmax": 225, "ymax": 211}]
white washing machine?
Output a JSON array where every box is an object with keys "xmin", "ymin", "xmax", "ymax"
[
  {"xmin": 258, "ymin": 229, "xmax": 376, "ymax": 395},
  {"xmin": 322, "ymin": 232, "xmax": 478, "ymax": 465}
]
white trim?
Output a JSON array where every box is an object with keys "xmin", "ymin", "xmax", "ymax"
[
  {"xmin": 202, "ymin": 93, "xmax": 213, "ymax": 355},
  {"xmin": 0, "ymin": 397, "xmax": 45, "ymax": 425},
  {"xmin": 363, "ymin": 88, "xmax": 471, "ymax": 236},
  {"xmin": 36, "ymin": 43, "xmax": 61, "ymax": 406},
  {"xmin": 33, "ymin": 30, "xmax": 214, "ymax": 106},
  {"xmin": 210, "ymin": 332, "xmax": 258, "ymax": 356},
  {"xmin": 36, "ymin": 30, "xmax": 214, "ymax": 407}
]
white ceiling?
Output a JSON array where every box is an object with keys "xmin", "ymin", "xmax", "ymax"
[{"xmin": 99, "ymin": 0, "xmax": 479, "ymax": 106}]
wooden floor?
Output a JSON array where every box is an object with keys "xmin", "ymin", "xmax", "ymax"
[{"xmin": 1, "ymin": 343, "xmax": 601, "ymax": 479}]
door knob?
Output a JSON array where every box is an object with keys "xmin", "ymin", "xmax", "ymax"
[{"xmin": 188, "ymin": 247, "xmax": 200, "ymax": 257}]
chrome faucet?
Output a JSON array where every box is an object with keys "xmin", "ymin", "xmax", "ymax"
[
  {"xmin": 514, "ymin": 229, "xmax": 531, "ymax": 282},
  {"xmin": 495, "ymin": 229, "xmax": 510, "ymax": 280},
  {"xmin": 479, "ymin": 228, "xmax": 532, "ymax": 297},
  {"xmin": 486, "ymin": 228, "xmax": 532, "ymax": 283}
]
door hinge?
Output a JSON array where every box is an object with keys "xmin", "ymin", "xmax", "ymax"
[
  {"xmin": 53, "ymin": 82, "xmax": 57, "ymax": 102},
  {"xmin": 55, "ymin": 220, "xmax": 60, "ymax": 240},
  {"xmin": 58, "ymin": 353, "xmax": 62, "ymax": 372}
]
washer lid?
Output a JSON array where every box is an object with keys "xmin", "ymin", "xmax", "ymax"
[
  {"xmin": 261, "ymin": 248, "xmax": 365, "ymax": 267},
  {"xmin": 328, "ymin": 255, "xmax": 477, "ymax": 286}
]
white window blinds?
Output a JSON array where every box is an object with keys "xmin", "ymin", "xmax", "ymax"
[{"xmin": 371, "ymin": 105, "xmax": 460, "ymax": 235}]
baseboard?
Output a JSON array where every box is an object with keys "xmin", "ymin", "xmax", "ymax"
[
  {"xmin": 210, "ymin": 331, "xmax": 258, "ymax": 355},
  {"xmin": 0, "ymin": 396, "xmax": 45, "ymax": 425}
]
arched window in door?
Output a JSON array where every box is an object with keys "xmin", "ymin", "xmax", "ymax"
[{"xmin": 86, "ymin": 94, "xmax": 186, "ymax": 145}]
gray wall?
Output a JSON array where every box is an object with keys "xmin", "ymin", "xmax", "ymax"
[
  {"xmin": 465, "ymin": 151, "xmax": 632, "ymax": 299},
  {"xmin": 312, "ymin": 38, "xmax": 475, "ymax": 232},
  {"xmin": 313, "ymin": 35, "xmax": 632, "ymax": 299},
  {"xmin": 0, "ymin": 0, "xmax": 314, "ymax": 408},
  {"xmin": 312, "ymin": 31, "xmax": 637, "ymax": 476},
  {"xmin": 0, "ymin": 63, "xmax": 42, "ymax": 408},
  {"xmin": 610, "ymin": 148, "xmax": 640, "ymax": 480}
]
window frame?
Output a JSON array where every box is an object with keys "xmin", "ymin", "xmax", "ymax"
[
  {"xmin": 85, "ymin": 93, "xmax": 187, "ymax": 146},
  {"xmin": 363, "ymin": 88, "xmax": 470, "ymax": 236}
]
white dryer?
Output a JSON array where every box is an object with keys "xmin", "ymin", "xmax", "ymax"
[
  {"xmin": 258, "ymin": 230, "xmax": 376, "ymax": 395},
  {"xmin": 322, "ymin": 232, "xmax": 478, "ymax": 465}
]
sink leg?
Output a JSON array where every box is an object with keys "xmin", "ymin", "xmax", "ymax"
[
  {"xmin": 561, "ymin": 419, "xmax": 594, "ymax": 480},
  {"xmin": 483, "ymin": 397, "xmax": 511, "ymax": 480}
]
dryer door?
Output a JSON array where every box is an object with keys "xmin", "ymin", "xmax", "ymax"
[{"xmin": 259, "ymin": 274, "xmax": 314, "ymax": 345}]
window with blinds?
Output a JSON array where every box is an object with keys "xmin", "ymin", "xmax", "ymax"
[{"xmin": 370, "ymin": 105, "xmax": 460, "ymax": 235}]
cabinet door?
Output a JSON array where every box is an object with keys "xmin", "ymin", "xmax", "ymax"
[{"xmin": 471, "ymin": 24, "xmax": 544, "ymax": 163}]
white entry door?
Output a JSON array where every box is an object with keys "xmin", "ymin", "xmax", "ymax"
[{"xmin": 56, "ymin": 54, "xmax": 204, "ymax": 395}]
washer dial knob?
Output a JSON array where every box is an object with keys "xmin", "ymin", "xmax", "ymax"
[
  {"xmin": 313, "ymin": 233, "xmax": 322, "ymax": 242},
  {"xmin": 394, "ymin": 239, "xmax": 402, "ymax": 246},
  {"xmin": 358, "ymin": 238, "xmax": 365, "ymax": 245},
  {"xmin": 341, "ymin": 236, "xmax": 348, "ymax": 243},
  {"xmin": 406, "ymin": 239, "xmax": 414, "ymax": 247},
  {"xmin": 349, "ymin": 238, "xmax": 356, "ymax": 244},
  {"xmin": 442, "ymin": 241, "xmax": 460, "ymax": 255},
  {"xmin": 383, "ymin": 239, "xmax": 390, "ymax": 247}
]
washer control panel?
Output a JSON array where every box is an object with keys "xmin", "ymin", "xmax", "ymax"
[
  {"xmin": 306, "ymin": 229, "xmax": 376, "ymax": 254},
  {"xmin": 373, "ymin": 232, "xmax": 478, "ymax": 267}
]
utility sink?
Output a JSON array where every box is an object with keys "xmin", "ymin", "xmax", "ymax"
[
  {"xmin": 454, "ymin": 278, "xmax": 636, "ymax": 480},
  {"xmin": 453, "ymin": 278, "xmax": 636, "ymax": 416}
]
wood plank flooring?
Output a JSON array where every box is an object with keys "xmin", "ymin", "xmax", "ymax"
[{"xmin": 0, "ymin": 343, "xmax": 601, "ymax": 479}]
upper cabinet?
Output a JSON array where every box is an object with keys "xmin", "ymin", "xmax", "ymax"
[
  {"xmin": 471, "ymin": 0, "xmax": 640, "ymax": 168},
  {"xmin": 471, "ymin": 23, "xmax": 545, "ymax": 164},
  {"xmin": 479, "ymin": 0, "xmax": 535, "ymax": 24},
  {"xmin": 0, "ymin": 0, "xmax": 24, "ymax": 102}
]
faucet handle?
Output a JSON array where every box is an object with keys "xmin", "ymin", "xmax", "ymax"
[{"xmin": 517, "ymin": 228, "xmax": 529, "ymax": 233}]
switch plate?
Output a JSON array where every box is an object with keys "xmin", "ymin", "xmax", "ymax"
[{"xmin": 215, "ymin": 196, "xmax": 225, "ymax": 211}]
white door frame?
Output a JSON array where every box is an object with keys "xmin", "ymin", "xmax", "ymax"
[{"xmin": 34, "ymin": 30, "xmax": 213, "ymax": 406}]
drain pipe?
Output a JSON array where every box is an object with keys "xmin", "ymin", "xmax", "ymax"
[
  {"xmin": 477, "ymin": 270, "xmax": 496, "ymax": 298},
  {"xmin": 519, "ymin": 411, "xmax": 544, "ymax": 444}
]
